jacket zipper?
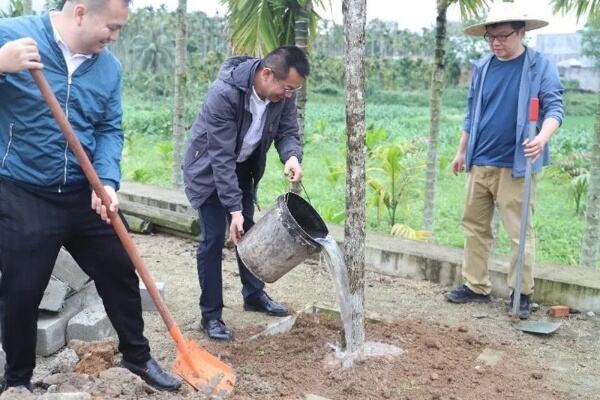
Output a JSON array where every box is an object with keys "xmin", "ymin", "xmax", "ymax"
[
  {"xmin": 59, "ymin": 75, "xmax": 72, "ymax": 193},
  {"xmin": 1, "ymin": 123, "xmax": 14, "ymax": 168}
]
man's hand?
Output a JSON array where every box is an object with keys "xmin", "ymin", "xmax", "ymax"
[
  {"xmin": 0, "ymin": 38, "xmax": 43, "ymax": 74},
  {"xmin": 229, "ymin": 211, "xmax": 244, "ymax": 244},
  {"xmin": 451, "ymin": 152, "xmax": 466, "ymax": 175},
  {"xmin": 91, "ymin": 186, "xmax": 119, "ymax": 224},
  {"xmin": 283, "ymin": 156, "xmax": 303, "ymax": 182},
  {"xmin": 523, "ymin": 135, "xmax": 547, "ymax": 162}
]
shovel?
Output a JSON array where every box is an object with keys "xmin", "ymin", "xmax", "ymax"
[
  {"xmin": 510, "ymin": 97, "xmax": 559, "ymax": 335},
  {"xmin": 30, "ymin": 69, "xmax": 235, "ymax": 395}
]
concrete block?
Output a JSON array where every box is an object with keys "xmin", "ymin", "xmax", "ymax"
[
  {"xmin": 36, "ymin": 292, "xmax": 84, "ymax": 356},
  {"xmin": 79, "ymin": 282, "xmax": 103, "ymax": 308},
  {"xmin": 53, "ymin": 248, "xmax": 90, "ymax": 292},
  {"xmin": 39, "ymin": 277, "xmax": 70, "ymax": 312},
  {"xmin": 78, "ymin": 282, "xmax": 103, "ymax": 308},
  {"xmin": 67, "ymin": 305, "xmax": 116, "ymax": 342},
  {"xmin": 139, "ymin": 281, "xmax": 165, "ymax": 312}
]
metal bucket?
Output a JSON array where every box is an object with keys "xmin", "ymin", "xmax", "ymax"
[{"xmin": 237, "ymin": 192, "xmax": 328, "ymax": 283}]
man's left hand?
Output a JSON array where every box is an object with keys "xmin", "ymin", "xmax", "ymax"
[
  {"xmin": 284, "ymin": 156, "xmax": 303, "ymax": 182},
  {"xmin": 523, "ymin": 136, "xmax": 547, "ymax": 162},
  {"xmin": 91, "ymin": 186, "xmax": 119, "ymax": 224}
]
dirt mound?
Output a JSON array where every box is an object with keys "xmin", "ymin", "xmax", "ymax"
[
  {"xmin": 201, "ymin": 314, "xmax": 567, "ymax": 400},
  {"xmin": 69, "ymin": 339, "xmax": 118, "ymax": 375}
]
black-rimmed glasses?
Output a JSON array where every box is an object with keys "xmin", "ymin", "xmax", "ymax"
[{"xmin": 483, "ymin": 30, "xmax": 517, "ymax": 43}]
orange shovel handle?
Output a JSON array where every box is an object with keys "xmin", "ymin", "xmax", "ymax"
[{"xmin": 30, "ymin": 69, "xmax": 189, "ymax": 353}]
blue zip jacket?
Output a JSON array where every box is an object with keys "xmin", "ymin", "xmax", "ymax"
[
  {"xmin": 462, "ymin": 46, "xmax": 564, "ymax": 177},
  {"xmin": 0, "ymin": 13, "xmax": 123, "ymax": 191}
]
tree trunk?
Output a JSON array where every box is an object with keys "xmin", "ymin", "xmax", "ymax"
[
  {"xmin": 342, "ymin": 0, "xmax": 366, "ymax": 353},
  {"xmin": 172, "ymin": 0, "xmax": 187, "ymax": 188},
  {"xmin": 423, "ymin": 0, "xmax": 448, "ymax": 232},
  {"xmin": 292, "ymin": 0, "xmax": 312, "ymax": 194},
  {"xmin": 580, "ymin": 94, "xmax": 600, "ymax": 269},
  {"xmin": 23, "ymin": 0, "xmax": 32, "ymax": 14}
]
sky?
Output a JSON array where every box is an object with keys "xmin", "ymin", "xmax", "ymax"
[
  {"xmin": 128, "ymin": 0, "xmax": 587, "ymax": 35},
  {"xmin": 2, "ymin": 0, "xmax": 587, "ymax": 36}
]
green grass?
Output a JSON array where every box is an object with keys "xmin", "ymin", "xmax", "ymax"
[{"xmin": 121, "ymin": 88, "xmax": 599, "ymax": 268}]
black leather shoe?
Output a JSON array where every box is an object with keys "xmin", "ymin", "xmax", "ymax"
[
  {"xmin": 201, "ymin": 318, "xmax": 233, "ymax": 341},
  {"xmin": 244, "ymin": 292, "xmax": 289, "ymax": 317},
  {"xmin": 120, "ymin": 358, "xmax": 182, "ymax": 392},
  {"xmin": 508, "ymin": 293, "xmax": 531, "ymax": 320},
  {"xmin": 0, "ymin": 382, "xmax": 32, "ymax": 393}
]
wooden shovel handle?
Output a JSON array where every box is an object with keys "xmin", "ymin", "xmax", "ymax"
[{"xmin": 30, "ymin": 69, "xmax": 178, "ymax": 332}]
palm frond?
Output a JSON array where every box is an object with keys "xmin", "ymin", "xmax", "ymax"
[{"xmin": 551, "ymin": 0, "xmax": 600, "ymax": 21}]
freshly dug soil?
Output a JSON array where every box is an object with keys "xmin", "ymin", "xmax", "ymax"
[
  {"xmin": 204, "ymin": 314, "xmax": 564, "ymax": 400},
  {"xmin": 22, "ymin": 233, "xmax": 598, "ymax": 400}
]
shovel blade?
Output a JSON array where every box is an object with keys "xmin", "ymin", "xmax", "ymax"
[
  {"xmin": 513, "ymin": 321, "xmax": 561, "ymax": 335},
  {"xmin": 173, "ymin": 339, "xmax": 235, "ymax": 396}
]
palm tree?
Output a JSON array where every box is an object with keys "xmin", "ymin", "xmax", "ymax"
[
  {"xmin": 172, "ymin": 0, "xmax": 187, "ymax": 188},
  {"xmin": 222, "ymin": 0, "xmax": 323, "ymax": 56},
  {"xmin": 290, "ymin": 0, "xmax": 312, "ymax": 193},
  {"xmin": 551, "ymin": 0, "xmax": 600, "ymax": 269},
  {"xmin": 342, "ymin": 0, "xmax": 366, "ymax": 354},
  {"xmin": 423, "ymin": 0, "xmax": 488, "ymax": 232}
]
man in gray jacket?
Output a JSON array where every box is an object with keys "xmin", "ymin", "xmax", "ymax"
[{"xmin": 183, "ymin": 45, "xmax": 307, "ymax": 341}]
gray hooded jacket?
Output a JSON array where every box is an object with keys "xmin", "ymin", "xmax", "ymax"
[{"xmin": 183, "ymin": 56, "xmax": 302, "ymax": 212}]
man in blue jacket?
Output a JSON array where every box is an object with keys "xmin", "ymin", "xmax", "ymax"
[
  {"xmin": 446, "ymin": 2, "xmax": 564, "ymax": 319},
  {"xmin": 183, "ymin": 46, "xmax": 307, "ymax": 341},
  {"xmin": 0, "ymin": 0, "xmax": 180, "ymax": 392}
]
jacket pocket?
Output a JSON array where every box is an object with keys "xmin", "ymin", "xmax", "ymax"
[
  {"xmin": 1, "ymin": 123, "xmax": 15, "ymax": 169},
  {"xmin": 182, "ymin": 135, "xmax": 207, "ymax": 170}
]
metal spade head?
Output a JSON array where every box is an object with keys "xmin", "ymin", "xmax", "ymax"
[{"xmin": 513, "ymin": 321, "xmax": 561, "ymax": 335}]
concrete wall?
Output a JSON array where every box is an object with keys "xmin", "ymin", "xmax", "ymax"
[{"xmin": 118, "ymin": 182, "xmax": 600, "ymax": 313}]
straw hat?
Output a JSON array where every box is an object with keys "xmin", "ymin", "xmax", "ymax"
[{"xmin": 464, "ymin": 2, "xmax": 548, "ymax": 36}]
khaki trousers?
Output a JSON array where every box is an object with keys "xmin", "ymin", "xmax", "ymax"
[{"xmin": 462, "ymin": 166, "xmax": 536, "ymax": 295}]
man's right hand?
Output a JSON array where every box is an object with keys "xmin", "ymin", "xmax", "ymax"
[
  {"xmin": 451, "ymin": 153, "xmax": 465, "ymax": 175},
  {"xmin": 229, "ymin": 211, "xmax": 244, "ymax": 244},
  {"xmin": 0, "ymin": 38, "xmax": 43, "ymax": 74}
]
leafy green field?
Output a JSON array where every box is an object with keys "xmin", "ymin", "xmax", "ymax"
[{"xmin": 121, "ymin": 88, "xmax": 598, "ymax": 268}]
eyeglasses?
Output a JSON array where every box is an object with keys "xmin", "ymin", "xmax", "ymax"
[
  {"xmin": 275, "ymin": 78, "xmax": 302, "ymax": 95},
  {"xmin": 265, "ymin": 68, "xmax": 302, "ymax": 95},
  {"xmin": 483, "ymin": 30, "xmax": 517, "ymax": 43}
]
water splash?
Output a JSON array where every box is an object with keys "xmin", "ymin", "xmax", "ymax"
[
  {"xmin": 316, "ymin": 236, "xmax": 355, "ymax": 350},
  {"xmin": 316, "ymin": 236, "xmax": 403, "ymax": 368}
]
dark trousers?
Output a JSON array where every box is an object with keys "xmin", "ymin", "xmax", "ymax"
[
  {"xmin": 196, "ymin": 161, "xmax": 264, "ymax": 320},
  {"xmin": 0, "ymin": 179, "xmax": 150, "ymax": 386}
]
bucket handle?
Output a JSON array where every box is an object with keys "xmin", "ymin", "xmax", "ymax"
[
  {"xmin": 284, "ymin": 172, "xmax": 313, "ymax": 205},
  {"xmin": 298, "ymin": 180, "xmax": 312, "ymax": 205}
]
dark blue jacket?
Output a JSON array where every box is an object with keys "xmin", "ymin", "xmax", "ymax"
[
  {"xmin": 0, "ymin": 13, "xmax": 124, "ymax": 191},
  {"xmin": 183, "ymin": 56, "xmax": 302, "ymax": 212}
]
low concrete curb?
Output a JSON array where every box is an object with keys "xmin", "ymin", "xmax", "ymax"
[{"xmin": 118, "ymin": 181, "xmax": 600, "ymax": 313}]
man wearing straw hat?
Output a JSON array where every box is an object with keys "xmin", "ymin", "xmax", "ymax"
[{"xmin": 446, "ymin": 2, "xmax": 564, "ymax": 319}]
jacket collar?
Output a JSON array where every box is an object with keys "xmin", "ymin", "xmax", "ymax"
[{"xmin": 40, "ymin": 12, "xmax": 99, "ymax": 75}]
